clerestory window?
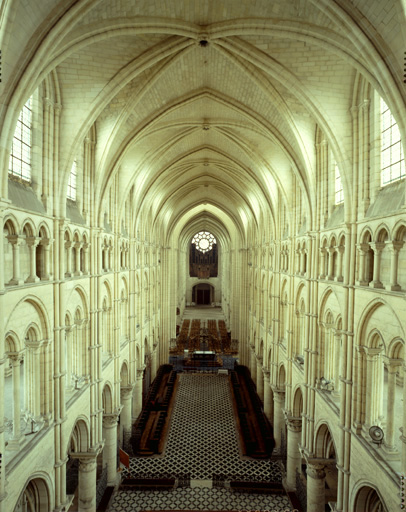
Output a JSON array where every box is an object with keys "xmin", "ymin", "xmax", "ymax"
[
  {"xmin": 9, "ymin": 97, "xmax": 32, "ymax": 181},
  {"xmin": 381, "ymin": 97, "xmax": 405, "ymax": 186},
  {"xmin": 67, "ymin": 160, "xmax": 77, "ymax": 201},
  {"xmin": 334, "ymin": 162, "xmax": 344, "ymax": 205}
]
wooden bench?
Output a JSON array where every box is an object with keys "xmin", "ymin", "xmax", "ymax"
[
  {"xmin": 230, "ymin": 480, "xmax": 285, "ymax": 494},
  {"xmin": 120, "ymin": 477, "xmax": 175, "ymax": 490}
]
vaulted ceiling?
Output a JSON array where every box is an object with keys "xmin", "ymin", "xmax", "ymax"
[{"xmin": 1, "ymin": 0, "xmax": 405, "ymax": 247}]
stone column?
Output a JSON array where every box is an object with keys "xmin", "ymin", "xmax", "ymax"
[
  {"xmin": 103, "ymin": 414, "xmax": 119, "ymax": 486},
  {"xmin": 387, "ymin": 241, "xmax": 403, "ymax": 291},
  {"xmin": 26, "ymin": 341, "xmax": 41, "ymax": 419},
  {"xmin": 7, "ymin": 353, "xmax": 25, "ymax": 449},
  {"xmin": 319, "ymin": 248, "xmax": 326, "ymax": 279},
  {"xmin": 402, "ymin": 363, "xmax": 406, "ymax": 475},
  {"xmin": 256, "ymin": 357, "xmax": 264, "ymax": 400},
  {"xmin": 306, "ymin": 460, "xmax": 326, "ymax": 512},
  {"xmin": 327, "ymin": 247, "xmax": 335, "ymax": 280},
  {"xmin": 384, "ymin": 360, "xmax": 400, "ymax": 452},
  {"xmin": 132, "ymin": 367, "xmax": 144, "ymax": 420},
  {"xmin": 65, "ymin": 240, "xmax": 72, "ymax": 277},
  {"xmin": 74, "ymin": 242, "xmax": 82, "ymax": 276},
  {"xmin": 108, "ymin": 245, "xmax": 113, "ymax": 271},
  {"xmin": 369, "ymin": 242, "xmax": 385, "ymax": 289},
  {"xmin": 300, "ymin": 248, "xmax": 306, "ymax": 275},
  {"xmin": 285, "ymin": 416, "xmax": 302, "ymax": 489},
  {"xmin": 356, "ymin": 243, "xmax": 369, "ymax": 285},
  {"xmin": 364, "ymin": 347, "xmax": 383, "ymax": 429},
  {"xmin": 41, "ymin": 238, "xmax": 51, "ymax": 280},
  {"xmin": 273, "ymin": 389, "xmax": 285, "ymax": 450},
  {"xmin": 120, "ymin": 386, "xmax": 134, "ymax": 450},
  {"xmin": 82, "ymin": 243, "xmax": 89, "ymax": 275},
  {"xmin": 263, "ymin": 369, "xmax": 273, "ymax": 421},
  {"xmin": 151, "ymin": 347, "xmax": 158, "ymax": 381},
  {"xmin": 335, "ymin": 245, "xmax": 345, "ymax": 282},
  {"xmin": 295, "ymin": 249, "xmax": 300, "ymax": 274},
  {"xmin": 25, "ymin": 237, "xmax": 40, "ymax": 283},
  {"xmin": 8, "ymin": 235, "xmax": 23, "ymax": 285},
  {"xmin": 250, "ymin": 346, "xmax": 257, "ymax": 382},
  {"xmin": 332, "ymin": 330, "xmax": 341, "ymax": 396},
  {"xmin": 65, "ymin": 326, "xmax": 73, "ymax": 389},
  {"xmin": 75, "ymin": 453, "xmax": 98, "ymax": 512}
]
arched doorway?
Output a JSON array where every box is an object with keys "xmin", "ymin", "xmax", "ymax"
[
  {"xmin": 312, "ymin": 423, "xmax": 338, "ymax": 510},
  {"xmin": 353, "ymin": 485, "xmax": 387, "ymax": 512},
  {"xmin": 14, "ymin": 478, "xmax": 50, "ymax": 512},
  {"xmin": 192, "ymin": 283, "xmax": 214, "ymax": 305}
]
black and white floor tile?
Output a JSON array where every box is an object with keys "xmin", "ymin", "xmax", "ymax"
[{"xmin": 108, "ymin": 374, "xmax": 291, "ymax": 511}]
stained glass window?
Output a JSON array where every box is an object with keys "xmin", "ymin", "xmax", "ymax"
[{"xmin": 192, "ymin": 231, "xmax": 216, "ymax": 253}]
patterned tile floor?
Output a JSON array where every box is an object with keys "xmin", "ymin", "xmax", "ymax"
[{"xmin": 108, "ymin": 374, "xmax": 292, "ymax": 511}]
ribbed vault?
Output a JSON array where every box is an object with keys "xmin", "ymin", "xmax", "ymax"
[{"xmin": 1, "ymin": 0, "xmax": 405, "ymax": 245}]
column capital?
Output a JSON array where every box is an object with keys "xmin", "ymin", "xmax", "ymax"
[
  {"xmin": 304, "ymin": 457, "xmax": 332, "ymax": 480},
  {"xmin": 25, "ymin": 340, "xmax": 42, "ymax": 351},
  {"xmin": 262, "ymin": 368, "xmax": 270, "ymax": 381},
  {"xmin": 136, "ymin": 365, "xmax": 146, "ymax": 379},
  {"xmin": 387, "ymin": 240, "xmax": 404, "ymax": 253},
  {"xmin": 357, "ymin": 243, "xmax": 369, "ymax": 253},
  {"xmin": 103, "ymin": 413, "xmax": 119, "ymax": 428},
  {"xmin": 26, "ymin": 236, "xmax": 40, "ymax": 248},
  {"xmin": 8, "ymin": 351, "xmax": 24, "ymax": 364},
  {"xmin": 120, "ymin": 385, "xmax": 135, "ymax": 400},
  {"xmin": 383, "ymin": 357, "xmax": 402, "ymax": 371},
  {"xmin": 69, "ymin": 443, "xmax": 103, "ymax": 462},
  {"xmin": 39, "ymin": 237, "xmax": 53, "ymax": 247},
  {"xmin": 7, "ymin": 234, "xmax": 23, "ymax": 246},
  {"xmin": 272, "ymin": 387, "xmax": 286, "ymax": 402},
  {"xmin": 363, "ymin": 346, "xmax": 383, "ymax": 359},
  {"xmin": 285, "ymin": 414, "xmax": 302, "ymax": 432},
  {"xmin": 369, "ymin": 241, "xmax": 385, "ymax": 253},
  {"xmin": 361, "ymin": 98, "xmax": 370, "ymax": 111},
  {"xmin": 306, "ymin": 462, "xmax": 326, "ymax": 480}
]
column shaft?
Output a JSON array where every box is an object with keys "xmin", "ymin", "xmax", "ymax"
[
  {"xmin": 286, "ymin": 420, "xmax": 302, "ymax": 489},
  {"xmin": 78, "ymin": 457, "xmax": 97, "ymax": 512},
  {"xmin": 306, "ymin": 463, "xmax": 326, "ymax": 512},
  {"xmin": 103, "ymin": 417, "xmax": 118, "ymax": 486}
]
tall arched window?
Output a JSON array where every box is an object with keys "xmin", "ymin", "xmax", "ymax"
[
  {"xmin": 67, "ymin": 159, "xmax": 77, "ymax": 200},
  {"xmin": 334, "ymin": 162, "xmax": 344, "ymax": 204},
  {"xmin": 381, "ymin": 97, "xmax": 405, "ymax": 186},
  {"xmin": 9, "ymin": 97, "xmax": 32, "ymax": 181}
]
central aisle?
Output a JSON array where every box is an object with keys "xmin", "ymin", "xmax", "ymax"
[{"xmin": 109, "ymin": 374, "xmax": 291, "ymax": 511}]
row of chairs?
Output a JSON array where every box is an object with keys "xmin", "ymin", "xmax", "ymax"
[
  {"xmin": 188, "ymin": 319, "xmax": 201, "ymax": 352},
  {"xmin": 236, "ymin": 365, "xmax": 274, "ymax": 455},
  {"xmin": 218, "ymin": 320, "xmax": 231, "ymax": 352},
  {"xmin": 149, "ymin": 410, "xmax": 167, "ymax": 451},
  {"xmin": 171, "ymin": 319, "xmax": 191, "ymax": 353},
  {"xmin": 208, "ymin": 319, "xmax": 222, "ymax": 352},
  {"xmin": 131, "ymin": 365, "xmax": 177, "ymax": 455},
  {"xmin": 231, "ymin": 365, "xmax": 275, "ymax": 458}
]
